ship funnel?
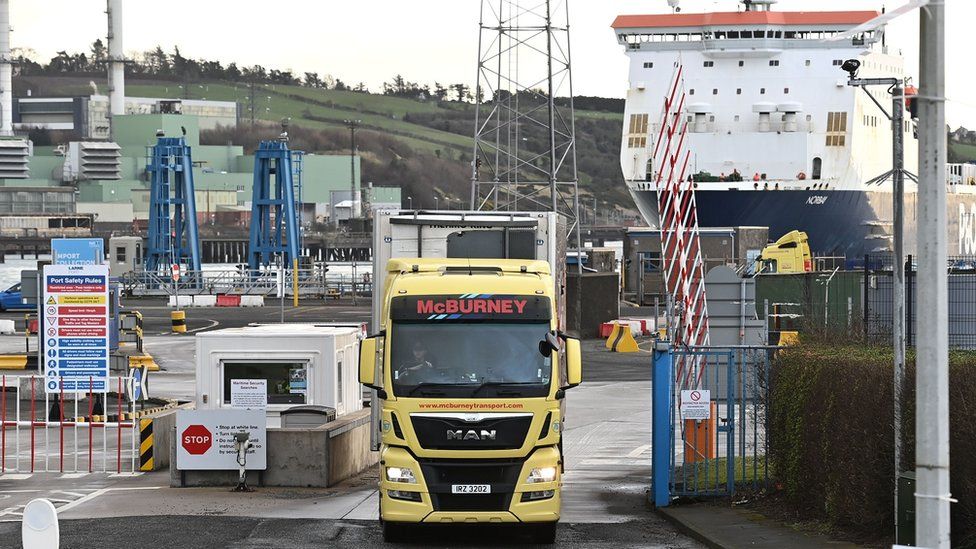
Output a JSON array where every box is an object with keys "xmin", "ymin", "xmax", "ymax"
[
  {"xmin": 0, "ymin": 0, "xmax": 12, "ymax": 136},
  {"xmin": 107, "ymin": 0, "xmax": 125, "ymax": 124}
]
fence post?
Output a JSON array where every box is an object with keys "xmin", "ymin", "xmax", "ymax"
[
  {"xmin": 863, "ymin": 254, "xmax": 870, "ymax": 341},
  {"xmin": 651, "ymin": 342, "xmax": 673, "ymax": 507},
  {"xmin": 906, "ymin": 255, "xmax": 913, "ymax": 348}
]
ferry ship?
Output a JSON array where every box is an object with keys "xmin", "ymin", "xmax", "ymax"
[{"xmin": 613, "ymin": 0, "xmax": 976, "ymax": 259}]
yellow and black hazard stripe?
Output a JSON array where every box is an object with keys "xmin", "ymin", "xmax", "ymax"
[
  {"xmin": 139, "ymin": 418, "xmax": 154, "ymax": 471},
  {"xmin": 171, "ymin": 310, "xmax": 186, "ymax": 333}
]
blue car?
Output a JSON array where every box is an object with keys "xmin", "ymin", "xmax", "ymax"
[{"xmin": 0, "ymin": 283, "xmax": 33, "ymax": 311}]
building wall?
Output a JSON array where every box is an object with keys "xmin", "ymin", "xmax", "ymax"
[{"xmin": 78, "ymin": 201, "xmax": 135, "ymax": 223}]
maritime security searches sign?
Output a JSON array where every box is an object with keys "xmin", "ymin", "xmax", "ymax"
[
  {"xmin": 42, "ymin": 264, "xmax": 110, "ymax": 393},
  {"xmin": 391, "ymin": 295, "xmax": 551, "ymax": 321}
]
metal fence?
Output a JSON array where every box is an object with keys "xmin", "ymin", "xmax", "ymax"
[
  {"xmin": 651, "ymin": 345, "xmax": 774, "ymax": 505},
  {"xmin": 120, "ymin": 265, "xmax": 374, "ymax": 298},
  {"xmin": 865, "ymin": 254, "xmax": 976, "ymax": 348},
  {"xmin": 0, "ymin": 374, "xmax": 140, "ymax": 474}
]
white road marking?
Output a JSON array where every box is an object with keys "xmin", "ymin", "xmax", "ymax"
[
  {"xmin": 59, "ymin": 473, "xmax": 87, "ymax": 479},
  {"xmin": 186, "ymin": 319, "xmax": 220, "ymax": 334},
  {"xmin": 0, "ymin": 474, "xmax": 32, "ymax": 480},
  {"xmin": 56, "ymin": 485, "xmax": 162, "ymax": 514}
]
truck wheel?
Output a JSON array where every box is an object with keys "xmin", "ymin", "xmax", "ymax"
[
  {"xmin": 383, "ymin": 521, "xmax": 411, "ymax": 543},
  {"xmin": 529, "ymin": 522, "xmax": 557, "ymax": 544}
]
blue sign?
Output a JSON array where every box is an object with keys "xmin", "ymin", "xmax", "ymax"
[{"xmin": 51, "ymin": 239, "xmax": 104, "ymax": 266}]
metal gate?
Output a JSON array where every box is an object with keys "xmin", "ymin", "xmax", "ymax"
[{"xmin": 651, "ymin": 344, "xmax": 774, "ymax": 505}]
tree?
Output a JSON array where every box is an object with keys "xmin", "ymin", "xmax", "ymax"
[
  {"xmin": 90, "ymin": 39, "xmax": 107, "ymax": 68},
  {"xmin": 450, "ymin": 83, "xmax": 471, "ymax": 102},
  {"xmin": 433, "ymin": 82, "xmax": 448, "ymax": 101},
  {"xmin": 303, "ymin": 72, "xmax": 322, "ymax": 88},
  {"xmin": 225, "ymin": 62, "xmax": 241, "ymax": 80}
]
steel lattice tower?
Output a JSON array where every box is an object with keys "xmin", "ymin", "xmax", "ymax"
[{"xmin": 470, "ymin": 0, "xmax": 582, "ymax": 256}]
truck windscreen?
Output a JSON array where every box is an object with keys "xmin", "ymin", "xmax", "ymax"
[{"xmin": 390, "ymin": 321, "xmax": 552, "ymax": 399}]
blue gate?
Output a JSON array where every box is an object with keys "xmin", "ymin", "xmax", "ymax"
[{"xmin": 651, "ymin": 344, "xmax": 775, "ymax": 506}]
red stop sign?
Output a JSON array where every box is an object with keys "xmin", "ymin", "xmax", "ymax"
[{"xmin": 181, "ymin": 424, "xmax": 212, "ymax": 455}]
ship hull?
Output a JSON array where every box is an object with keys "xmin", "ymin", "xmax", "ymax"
[{"xmin": 630, "ymin": 187, "xmax": 976, "ymax": 259}]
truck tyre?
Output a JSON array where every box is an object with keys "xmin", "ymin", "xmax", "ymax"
[
  {"xmin": 383, "ymin": 521, "xmax": 411, "ymax": 543},
  {"xmin": 529, "ymin": 522, "xmax": 557, "ymax": 544}
]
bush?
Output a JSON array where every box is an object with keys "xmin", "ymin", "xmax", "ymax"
[{"xmin": 768, "ymin": 343, "xmax": 976, "ymax": 546}]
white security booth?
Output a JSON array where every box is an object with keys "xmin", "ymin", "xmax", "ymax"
[{"xmin": 195, "ymin": 324, "xmax": 362, "ymax": 427}]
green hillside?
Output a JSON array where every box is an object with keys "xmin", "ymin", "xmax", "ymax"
[{"xmin": 15, "ymin": 76, "xmax": 632, "ymax": 211}]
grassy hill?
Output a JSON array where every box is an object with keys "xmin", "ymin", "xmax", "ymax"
[{"xmin": 16, "ymin": 75, "xmax": 631, "ymax": 212}]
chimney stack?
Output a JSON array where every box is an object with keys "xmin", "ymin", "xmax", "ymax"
[
  {"xmin": 107, "ymin": 0, "xmax": 125, "ymax": 125},
  {"xmin": 0, "ymin": 0, "xmax": 13, "ymax": 137}
]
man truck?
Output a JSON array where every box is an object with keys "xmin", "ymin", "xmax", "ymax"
[{"xmin": 359, "ymin": 210, "xmax": 581, "ymax": 543}]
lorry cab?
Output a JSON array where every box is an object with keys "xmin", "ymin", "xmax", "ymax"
[
  {"xmin": 755, "ymin": 230, "xmax": 812, "ymax": 274},
  {"xmin": 359, "ymin": 258, "xmax": 581, "ymax": 543}
]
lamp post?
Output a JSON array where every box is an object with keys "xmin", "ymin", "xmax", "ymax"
[
  {"xmin": 434, "ymin": 196, "xmax": 439, "ymax": 210},
  {"xmin": 407, "ymin": 196, "xmax": 413, "ymax": 210}
]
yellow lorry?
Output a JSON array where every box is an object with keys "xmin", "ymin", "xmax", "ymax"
[
  {"xmin": 754, "ymin": 230, "xmax": 813, "ymax": 274},
  {"xmin": 359, "ymin": 211, "xmax": 581, "ymax": 543}
]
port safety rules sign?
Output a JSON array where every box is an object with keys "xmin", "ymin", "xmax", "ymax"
[{"xmin": 42, "ymin": 264, "xmax": 110, "ymax": 393}]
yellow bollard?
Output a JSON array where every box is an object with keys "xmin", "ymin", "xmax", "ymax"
[{"xmin": 171, "ymin": 310, "xmax": 186, "ymax": 333}]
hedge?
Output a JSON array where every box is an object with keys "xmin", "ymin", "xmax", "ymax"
[{"xmin": 768, "ymin": 344, "xmax": 976, "ymax": 546}]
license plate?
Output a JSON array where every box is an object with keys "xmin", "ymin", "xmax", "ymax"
[{"xmin": 451, "ymin": 484, "xmax": 491, "ymax": 494}]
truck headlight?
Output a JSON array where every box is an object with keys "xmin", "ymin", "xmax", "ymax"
[
  {"xmin": 526, "ymin": 466, "xmax": 557, "ymax": 484},
  {"xmin": 386, "ymin": 466, "xmax": 417, "ymax": 484}
]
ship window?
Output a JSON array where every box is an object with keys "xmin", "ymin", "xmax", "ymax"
[
  {"xmin": 689, "ymin": 88, "xmax": 695, "ymax": 95},
  {"xmin": 760, "ymin": 88, "xmax": 766, "ymax": 94},
  {"xmin": 643, "ymin": 62, "xmax": 653, "ymax": 68},
  {"xmin": 713, "ymin": 88, "xmax": 718, "ymax": 95},
  {"xmin": 628, "ymin": 113, "xmax": 649, "ymax": 134},
  {"xmin": 734, "ymin": 115, "xmax": 740, "ymax": 122},
  {"xmin": 741, "ymin": 31, "xmax": 753, "ymax": 39},
  {"xmin": 728, "ymin": 31, "xmax": 740, "ymax": 39},
  {"xmin": 805, "ymin": 60, "xmax": 811, "ymax": 67},
  {"xmin": 703, "ymin": 61, "xmax": 714, "ymax": 67},
  {"xmin": 784, "ymin": 31, "xmax": 796, "ymax": 39},
  {"xmin": 769, "ymin": 60, "xmax": 780, "ymax": 67},
  {"xmin": 826, "ymin": 112, "xmax": 848, "ymax": 146},
  {"xmin": 709, "ymin": 115, "xmax": 715, "ymax": 122},
  {"xmin": 736, "ymin": 88, "xmax": 742, "ymax": 95},
  {"xmin": 784, "ymin": 87, "xmax": 790, "ymax": 94},
  {"xmin": 628, "ymin": 137, "xmax": 647, "ymax": 148},
  {"xmin": 833, "ymin": 59, "xmax": 844, "ymax": 66},
  {"xmin": 812, "ymin": 157, "xmax": 822, "ymax": 180}
]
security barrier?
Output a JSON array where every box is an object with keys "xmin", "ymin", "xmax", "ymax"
[
  {"xmin": 0, "ymin": 374, "xmax": 140, "ymax": 473},
  {"xmin": 605, "ymin": 322, "xmax": 639, "ymax": 353}
]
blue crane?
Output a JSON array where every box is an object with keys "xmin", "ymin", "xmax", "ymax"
[
  {"xmin": 145, "ymin": 136, "xmax": 202, "ymax": 276},
  {"xmin": 248, "ymin": 140, "xmax": 302, "ymax": 271}
]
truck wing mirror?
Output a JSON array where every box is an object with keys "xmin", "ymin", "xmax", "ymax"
[
  {"xmin": 359, "ymin": 335, "xmax": 381, "ymax": 390},
  {"xmin": 564, "ymin": 337, "xmax": 582, "ymax": 389},
  {"xmin": 538, "ymin": 331, "xmax": 561, "ymax": 357}
]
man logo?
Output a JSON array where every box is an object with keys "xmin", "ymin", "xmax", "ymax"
[{"xmin": 447, "ymin": 429, "xmax": 497, "ymax": 441}]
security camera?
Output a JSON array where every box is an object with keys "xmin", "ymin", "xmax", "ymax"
[{"xmin": 841, "ymin": 59, "xmax": 861, "ymax": 79}]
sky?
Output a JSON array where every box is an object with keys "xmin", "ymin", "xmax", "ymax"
[{"xmin": 10, "ymin": 0, "xmax": 975, "ymax": 126}]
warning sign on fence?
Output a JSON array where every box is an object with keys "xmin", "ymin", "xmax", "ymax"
[{"xmin": 680, "ymin": 389, "xmax": 711, "ymax": 420}]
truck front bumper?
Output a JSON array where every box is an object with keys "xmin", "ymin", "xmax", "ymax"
[{"xmin": 379, "ymin": 445, "xmax": 561, "ymax": 524}]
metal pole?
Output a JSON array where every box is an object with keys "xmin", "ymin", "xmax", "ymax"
[
  {"xmin": 916, "ymin": 2, "xmax": 950, "ymax": 547},
  {"xmin": 891, "ymin": 81, "xmax": 906, "ymax": 544}
]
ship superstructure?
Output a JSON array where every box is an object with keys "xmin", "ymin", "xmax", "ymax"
[{"xmin": 613, "ymin": 0, "xmax": 976, "ymax": 257}]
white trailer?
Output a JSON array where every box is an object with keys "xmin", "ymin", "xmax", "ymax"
[
  {"xmin": 371, "ymin": 210, "xmax": 567, "ymax": 331},
  {"xmin": 195, "ymin": 324, "xmax": 361, "ymax": 427}
]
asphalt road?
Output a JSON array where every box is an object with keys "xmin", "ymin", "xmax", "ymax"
[{"xmin": 0, "ymin": 301, "xmax": 693, "ymax": 548}]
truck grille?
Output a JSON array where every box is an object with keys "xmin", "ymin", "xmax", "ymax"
[
  {"xmin": 410, "ymin": 413, "xmax": 532, "ymax": 450},
  {"xmin": 418, "ymin": 458, "xmax": 524, "ymax": 512}
]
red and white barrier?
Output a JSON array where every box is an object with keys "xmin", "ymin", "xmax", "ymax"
[
  {"xmin": 0, "ymin": 374, "xmax": 139, "ymax": 474},
  {"xmin": 168, "ymin": 295, "xmax": 265, "ymax": 308}
]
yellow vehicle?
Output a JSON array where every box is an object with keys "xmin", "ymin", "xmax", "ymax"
[
  {"xmin": 359, "ymin": 257, "xmax": 581, "ymax": 543},
  {"xmin": 754, "ymin": 230, "xmax": 813, "ymax": 274}
]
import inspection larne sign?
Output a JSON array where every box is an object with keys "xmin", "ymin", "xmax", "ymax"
[{"xmin": 42, "ymin": 264, "xmax": 110, "ymax": 393}]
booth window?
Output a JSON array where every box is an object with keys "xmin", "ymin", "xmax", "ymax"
[
  {"xmin": 222, "ymin": 361, "xmax": 308, "ymax": 404},
  {"xmin": 336, "ymin": 353, "xmax": 344, "ymax": 406}
]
